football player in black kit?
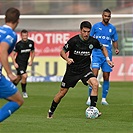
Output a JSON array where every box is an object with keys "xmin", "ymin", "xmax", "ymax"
[
  {"xmin": 11, "ymin": 29, "xmax": 35, "ymax": 98},
  {"xmin": 47, "ymin": 21, "xmax": 114, "ymax": 119}
]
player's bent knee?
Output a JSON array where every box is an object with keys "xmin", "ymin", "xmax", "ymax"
[
  {"xmin": 11, "ymin": 92, "xmax": 24, "ymax": 106},
  {"xmin": 22, "ymin": 74, "xmax": 28, "ymax": 79},
  {"xmin": 92, "ymin": 81, "xmax": 98, "ymax": 88},
  {"xmin": 19, "ymin": 98, "xmax": 24, "ymax": 106}
]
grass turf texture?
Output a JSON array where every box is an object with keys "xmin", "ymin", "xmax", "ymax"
[{"xmin": 0, "ymin": 82, "xmax": 132, "ymax": 133}]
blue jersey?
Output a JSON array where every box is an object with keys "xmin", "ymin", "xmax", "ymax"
[
  {"xmin": 90, "ymin": 22, "xmax": 118, "ymax": 57},
  {"xmin": 0, "ymin": 25, "xmax": 17, "ymax": 78}
]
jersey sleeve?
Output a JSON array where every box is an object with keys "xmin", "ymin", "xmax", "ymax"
[
  {"xmin": 62, "ymin": 37, "xmax": 74, "ymax": 52},
  {"xmin": 31, "ymin": 40, "xmax": 35, "ymax": 51},
  {"xmin": 93, "ymin": 39, "xmax": 103, "ymax": 49},
  {"xmin": 2, "ymin": 34, "xmax": 17, "ymax": 47},
  {"xmin": 13, "ymin": 42, "xmax": 19, "ymax": 52},
  {"xmin": 112, "ymin": 27, "xmax": 118, "ymax": 42}
]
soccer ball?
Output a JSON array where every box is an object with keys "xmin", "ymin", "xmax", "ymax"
[{"xmin": 85, "ymin": 106, "xmax": 99, "ymax": 119}]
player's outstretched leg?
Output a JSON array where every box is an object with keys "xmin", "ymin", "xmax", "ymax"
[
  {"xmin": 47, "ymin": 88, "xmax": 68, "ymax": 119},
  {"xmin": 0, "ymin": 91, "xmax": 24, "ymax": 122},
  {"xmin": 47, "ymin": 100, "xmax": 59, "ymax": 119},
  {"xmin": 0, "ymin": 101, "xmax": 20, "ymax": 122}
]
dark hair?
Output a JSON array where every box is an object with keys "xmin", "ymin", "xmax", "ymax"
[
  {"xmin": 103, "ymin": 8, "xmax": 111, "ymax": 14},
  {"xmin": 5, "ymin": 7, "xmax": 20, "ymax": 24},
  {"xmin": 80, "ymin": 21, "xmax": 92, "ymax": 30},
  {"xmin": 21, "ymin": 29, "xmax": 28, "ymax": 34}
]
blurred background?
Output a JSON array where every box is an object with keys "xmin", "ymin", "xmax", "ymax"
[
  {"xmin": 0, "ymin": 0, "xmax": 133, "ymax": 81},
  {"xmin": 0, "ymin": 0, "xmax": 133, "ymax": 15}
]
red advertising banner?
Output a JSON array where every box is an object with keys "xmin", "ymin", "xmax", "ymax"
[
  {"xmin": 16, "ymin": 31, "xmax": 133, "ymax": 81},
  {"xmin": 17, "ymin": 31, "xmax": 79, "ymax": 56},
  {"xmin": 110, "ymin": 56, "xmax": 133, "ymax": 81}
]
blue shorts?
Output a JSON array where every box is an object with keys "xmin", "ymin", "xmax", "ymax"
[
  {"xmin": 0, "ymin": 75, "xmax": 18, "ymax": 99},
  {"xmin": 91, "ymin": 55, "xmax": 113, "ymax": 72}
]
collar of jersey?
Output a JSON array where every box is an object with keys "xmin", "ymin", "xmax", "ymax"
[
  {"xmin": 21, "ymin": 39, "xmax": 28, "ymax": 43},
  {"xmin": 101, "ymin": 21, "xmax": 110, "ymax": 26},
  {"xmin": 79, "ymin": 34, "xmax": 89, "ymax": 42},
  {"xmin": 3, "ymin": 24, "xmax": 12, "ymax": 29}
]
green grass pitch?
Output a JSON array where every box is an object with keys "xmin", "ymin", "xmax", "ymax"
[{"xmin": 0, "ymin": 81, "xmax": 133, "ymax": 133}]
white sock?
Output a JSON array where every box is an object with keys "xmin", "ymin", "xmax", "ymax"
[
  {"xmin": 102, "ymin": 98, "xmax": 106, "ymax": 102},
  {"xmin": 87, "ymin": 97, "xmax": 90, "ymax": 101}
]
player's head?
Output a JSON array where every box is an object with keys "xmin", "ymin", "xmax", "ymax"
[
  {"xmin": 21, "ymin": 29, "xmax": 28, "ymax": 42},
  {"xmin": 80, "ymin": 21, "xmax": 92, "ymax": 41},
  {"xmin": 102, "ymin": 8, "xmax": 111, "ymax": 24},
  {"xmin": 5, "ymin": 7, "xmax": 20, "ymax": 29}
]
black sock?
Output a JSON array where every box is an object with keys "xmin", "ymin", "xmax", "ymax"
[
  {"xmin": 90, "ymin": 96, "xmax": 98, "ymax": 107},
  {"xmin": 50, "ymin": 100, "xmax": 59, "ymax": 113},
  {"xmin": 21, "ymin": 83, "xmax": 27, "ymax": 92}
]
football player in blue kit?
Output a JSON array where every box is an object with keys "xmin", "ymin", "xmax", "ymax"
[
  {"xmin": 0, "ymin": 7, "xmax": 24, "ymax": 122},
  {"xmin": 86, "ymin": 9, "xmax": 119, "ymax": 106}
]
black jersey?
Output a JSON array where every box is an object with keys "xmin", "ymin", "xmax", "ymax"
[
  {"xmin": 63, "ymin": 35, "xmax": 102, "ymax": 73},
  {"xmin": 14, "ymin": 39, "xmax": 34, "ymax": 65}
]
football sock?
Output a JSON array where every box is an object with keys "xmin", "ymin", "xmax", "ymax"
[
  {"xmin": 97, "ymin": 71, "xmax": 103, "ymax": 82},
  {"xmin": 88, "ymin": 86, "xmax": 92, "ymax": 97},
  {"xmin": 102, "ymin": 81, "xmax": 109, "ymax": 98},
  {"xmin": 49, "ymin": 100, "xmax": 59, "ymax": 113},
  {"xmin": 90, "ymin": 96, "xmax": 98, "ymax": 107},
  {"xmin": 21, "ymin": 83, "xmax": 27, "ymax": 92},
  {"xmin": 102, "ymin": 98, "xmax": 106, "ymax": 102},
  {"xmin": 0, "ymin": 101, "xmax": 20, "ymax": 122}
]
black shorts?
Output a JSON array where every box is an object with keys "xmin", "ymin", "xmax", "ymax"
[
  {"xmin": 61, "ymin": 67, "xmax": 96, "ymax": 88},
  {"xmin": 16, "ymin": 64, "xmax": 27, "ymax": 75}
]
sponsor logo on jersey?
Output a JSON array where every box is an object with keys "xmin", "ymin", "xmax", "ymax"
[
  {"xmin": 21, "ymin": 49, "xmax": 31, "ymax": 53},
  {"xmin": 95, "ymin": 35, "xmax": 110, "ymax": 41},
  {"xmin": 74, "ymin": 50, "xmax": 90, "ymax": 56}
]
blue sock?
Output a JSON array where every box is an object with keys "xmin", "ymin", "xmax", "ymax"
[
  {"xmin": 88, "ymin": 86, "xmax": 92, "ymax": 97},
  {"xmin": 102, "ymin": 81, "xmax": 110, "ymax": 98},
  {"xmin": 0, "ymin": 101, "xmax": 20, "ymax": 122}
]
